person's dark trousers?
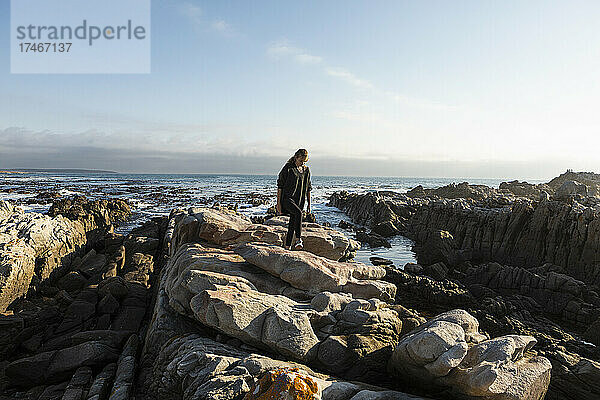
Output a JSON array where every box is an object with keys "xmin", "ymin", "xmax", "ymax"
[{"xmin": 283, "ymin": 197, "xmax": 302, "ymax": 247}]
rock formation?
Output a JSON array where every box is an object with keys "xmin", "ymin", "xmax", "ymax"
[
  {"xmin": 329, "ymin": 173, "xmax": 600, "ymax": 400},
  {"xmin": 0, "ymin": 194, "xmax": 563, "ymax": 399},
  {"xmin": 169, "ymin": 207, "xmax": 359, "ymax": 261}
]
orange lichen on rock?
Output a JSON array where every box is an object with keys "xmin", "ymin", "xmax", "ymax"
[{"xmin": 244, "ymin": 367, "xmax": 321, "ymax": 400}]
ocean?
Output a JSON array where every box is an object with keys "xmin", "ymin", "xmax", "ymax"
[{"xmin": 0, "ymin": 171, "xmax": 522, "ymax": 267}]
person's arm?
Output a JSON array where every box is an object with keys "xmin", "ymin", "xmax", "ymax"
[
  {"xmin": 276, "ymin": 165, "xmax": 286, "ymax": 215},
  {"xmin": 277, "ymin": 188, "xmax": 283, "ymax": 215},
  {"xmin": 306, "ymin": 168, "xmax": 312, "ymax": 213}
]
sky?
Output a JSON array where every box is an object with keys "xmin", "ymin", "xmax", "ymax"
[{"xmin": 1, "ymin": 0, "xmax": 600, "ymax": 179}]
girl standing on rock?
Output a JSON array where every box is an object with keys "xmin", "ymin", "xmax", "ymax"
[{"xmin": 276, "ymin": 149, "xmax": 312, "ymax": 250}]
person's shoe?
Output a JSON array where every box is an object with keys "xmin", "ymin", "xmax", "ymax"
[{"xmin": 294, "ymin": 238, "xmax": 304, "ymax": 250}]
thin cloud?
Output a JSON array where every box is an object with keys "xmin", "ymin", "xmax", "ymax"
[
  {"xmin": 267, "ymin": 40, "xmax": 322, "ymax": 64},
  {"xmin": 210, "ymin": 19, "xmax": 237, "ymax": 36},
  {"xmin": 325, "ymin": 67, "xmax": 373, "ymax": 89},
  {"xmin": 178, "ymin": 2, "xmax": 234, "ymax": 36},
  {"xmin": 178, "ymin": 2, "xmax": 202, "ymax": 25},
  {"xmin": 294, "ymin": 53, "xmax": 323, "ymax": 64},
  {"xmin": 266, "ymin": 39, "xmax": 461, "ymax": 112}
]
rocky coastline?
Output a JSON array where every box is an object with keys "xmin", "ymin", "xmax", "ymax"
[
  {"xmin": 0, "ymin": 171, "xmax": 597, "ymax": 399},
  {"xmin": 329, "ymin": 171, "xmax": 600, "ymax": 399}
]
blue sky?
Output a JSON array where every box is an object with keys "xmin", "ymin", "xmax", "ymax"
[{"xmin": 1, "ymin": 0, "xmax": 600, "ymax": 178}]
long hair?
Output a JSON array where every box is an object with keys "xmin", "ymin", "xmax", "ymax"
[{"xmin": 287, "ymin": 149, "xmax": 308, "ymax": 164}]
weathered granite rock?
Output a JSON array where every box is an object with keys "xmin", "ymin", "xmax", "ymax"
[
  {"xmin": 0, "ymin": 198, "xmax": 130, "ymax": 312},
  {"xmin": 317, "ymin": 299, "xmax": 404, "ymax": 382},
  {"xmin": 164, "ymin": 244, "xmax": 305, "ymax": 312},
  {"xmin": 445, "ymin": 335, "xmax": 551, "ymax": 400},
  {"xmin": 147, "ymin": 334, "xmax": 428, "ymax": 400},
  {"xmin": 191, "ymin": 285, "xmax": 319, "ymax": 362},
  {"xmin": 169, "ymin": 207, "xmax": 359, "ymax": 261},
  {"xmin": 234, "ymin": 243, "xmax": 395, "ymax": 301},
  {"xmin": 140, "ymin": 252, "xmax": 425, "ymax": 400},
  {"xmin": 0, "ymin": 206, "xmax": 87, "ymax": 312},
  {"xmin": 388, "ymin": 309, "xmax": 551, "ymax": 400}
]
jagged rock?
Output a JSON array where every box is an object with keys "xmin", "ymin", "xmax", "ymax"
[
  {"xmin": 76, "ymin": 250, "xmax": 107, "ymax": 279},
  {"xmin": 109, "ymin": 334, "xmax": 138, "ymax": 400},
  {"xmin": 463, "ymin": 263, "xmax": 600, "ymax": 328},
  {"xmin": 540, "ymin": 346, "xmax": 600, "ymax": 400},
  {"xmin": 5, "ymin": 341, "xmax": 119, "ymax": 387},
  {"xmin": 48, "ymin": 195, "xmax": 130, "ymax": 232},
  {"xmin": 57, "ymin": 272, "xmax": 87, "ymax": 293},
  {"xmin": 86, "ymin": 363, "xmax": 116, "ymax": 400},
  {"xmin": 97, "ymin": 294, "xmax": 120, "ymax": 315},
  {"xmin": 71, "ymin": 330, "xmax": 130, "ymax": 348},
  {"xmin": 403, "ymin": 263, "xmax": 423, "ymax": 275},
  {"xmin": 584, "ymin": 317, "xmax": 600, "ymax": 346},
  {"xmin": 369, "ymin": 257, "xmax": 393, "ymax": 266},
  {"xmin": 122, "ymin": 252, "xmax": 154, "ymax": 286},
  {"xmin": 388, "ymin": 309, "xmax": 551, "ymax": 400},
  {"xmin": 62, "ymin": 366, "xmax": 92, "ymax": 400},
  {"xmin": 54, "ymin": 287, "xmax": 99, "ymax": 334},
  {"xmin": 422, "ymin": 262, "xmax": 449, "ymax": 281},
  {"xmin": 124, "ymin": 236, "xmax": 159, "ymax": 260},
  {"xmin": 234, "ymin": 243, "xmax": 395, "ymax": 301},
  {"xmin": 338, "ymin": 220, "xmax": 356, "ymax": 230},
  {"xmin": 0, "ymin": 197, "xmax": 130, "ymax": 313},
  {"xmin": 414, "ymin": 230, "xmax": 463, "ymax": 268},
  {"xmin": 371, "ymin": 220, "xmax": 401, "ymax": 237},
  {"xmin": 98, "ymin": 277, "xmax": 128, "ymax": 300},
  {"xmin": 169, "ymin": 207, "xmax": 359, "ymax": 261},
  {"xmin": 406, "ymin": 182, "xmax": 497, "ymax": 200},
  {"xmin": 547, "ymin": 170, "xmax": 600, "ymax": 196},
  {"xmin": 554, "ymin": 180, "xmax": 589, "ymax": 200},
  {"xmin": 383, "ymin": 266, "xmax": 475, "ymax": 309},
  {"xmin": 111, "ymin": 284, "xmax": 147, "ymax": 333},
  {"xmin": 355, "ymin": 231, "xmax": 391, "ymax": 248},
  {"xmin": 499, "ymin": 180, "xmax": 548, "ymax": 199}
]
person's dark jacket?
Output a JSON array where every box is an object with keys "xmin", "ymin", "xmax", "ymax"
[{"xmin": 277, "ymin": 161, "xmax": 312, "ymax": 210}]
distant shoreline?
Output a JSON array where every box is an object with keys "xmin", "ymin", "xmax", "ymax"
[{"xmin": 0, "ymin": 168, "xmax": 119, "ymax": 174}]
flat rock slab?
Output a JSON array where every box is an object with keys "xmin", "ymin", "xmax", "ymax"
[{"xmin": 234, "ymin": 243, "xmax": 396, "ymax": 301}]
